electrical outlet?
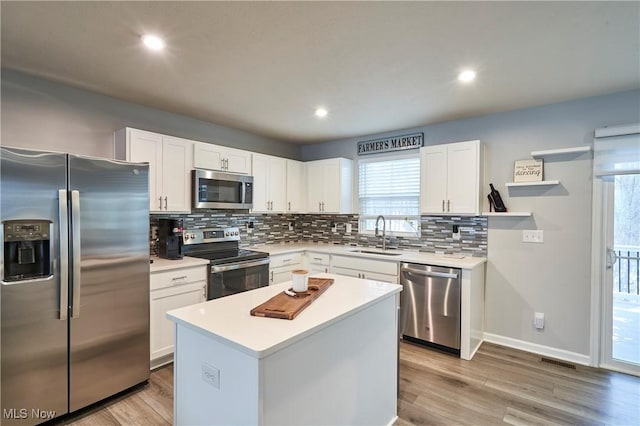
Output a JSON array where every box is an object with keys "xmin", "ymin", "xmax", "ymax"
[
  {"xmin": 452, "ymin": 224, "xmax": 461, "ymax": 240},
  {"xmin": 288, "ymin": 222, "xmax": 294, "ymax": 231},
  {"xmin": 522, "ymin": 230, "xmax": 544, "ymax": 243},
  {"xmin": 202, "ymin": 363, "xmax": 220, "ymax": 389},
  {"xmin": 345, "ymin": 223, "xmax": 352, "ymax": 234}
]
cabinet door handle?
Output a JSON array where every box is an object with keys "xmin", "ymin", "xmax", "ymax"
[
  {"xmin": 447, "ymin": 200, "xmax": 450, "ymax": 212},
  {"xmin": 270, "ymin": 270, "xmax": 274, "ymax": 282},
  {"xmin": 313, "ymin": 257, "xmax": 323, "ymax": 261},
  {"xmin": 321, "ymin": 202, "xmax": 325, "ymax": 211},
  {"xmin": 318, "ymin": 202, "xmax": 321, "ymax": 211},
  {"xmin": 288, "ymin": 201, "xmax": 291, "ymax": 211},
  {"xmin": 283, "ymin": 259, "xmax": 292, "ymax": 262},
  {"xmin": 172, "ymin": 275, "xmax": 188, "ymax": 281},
  {"xmin": 164, "ymin": 196, "xmax": 168, "ymax": 210},
  {"xmin": 159, "ymin": 196, "xmax": 163, "ymax": 210},
  {"xmin": 442, "ymin": 200, "xmax": 445, "ymax": 212}
]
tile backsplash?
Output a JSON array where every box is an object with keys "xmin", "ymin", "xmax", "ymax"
[{"xmin": 151, "ymin": 211, "xmax": 487, "ymax": 257}]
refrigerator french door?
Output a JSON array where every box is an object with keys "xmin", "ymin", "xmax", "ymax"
[{"xmin": 1, "ymin": 147, "xmax": 150, "ymax": 425}]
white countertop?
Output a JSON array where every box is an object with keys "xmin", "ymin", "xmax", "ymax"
[
  {"xmin": 251, "ymin": 242, "xmax": 486, "ymax": 269},
  {"xmin": 166, "ymin": 273, "xmax": 402, "ymax": 359},
  {"xmin": 150, "ymin": 255, "xmax": 209, "ymax": 272}
]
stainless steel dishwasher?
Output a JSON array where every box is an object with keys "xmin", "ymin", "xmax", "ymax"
[{"xmin": 400, "ymin": 262, "xmax": 461, "ymax": 354}]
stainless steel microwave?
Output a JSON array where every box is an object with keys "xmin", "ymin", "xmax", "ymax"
[{"xmin": 192, "ymin": 169, "xmax": 253, "ymax": 209}]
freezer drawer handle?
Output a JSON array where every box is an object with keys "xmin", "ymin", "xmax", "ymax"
[
  {"xmin": 58, "ymin": 189, "xmax": 69, "ymax": 321},
  {"xmin": 71, "ymin": 190, "xmax": 81, "ymax": 318},
  {"xmin": 401, "ymin": 266, "xmax": 459, "ymax": 279}
]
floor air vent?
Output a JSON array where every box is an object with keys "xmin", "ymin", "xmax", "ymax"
[{"xmin": 541, "ymin": 357, "xmax": 576, "ymax": 370}]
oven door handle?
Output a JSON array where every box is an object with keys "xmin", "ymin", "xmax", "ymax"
[{"xmin": 210, "ymin": 258, "xmax": 270, "ymax": 273}]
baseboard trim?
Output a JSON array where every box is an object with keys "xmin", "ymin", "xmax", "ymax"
[{"xmin": 483, "ymin": 333, "xmax": 591, "ymax": 366}]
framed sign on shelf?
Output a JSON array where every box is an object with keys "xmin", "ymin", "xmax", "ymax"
[{"xmin": 514, "ymin": 159, "xmax": 543, "ymax": 182}]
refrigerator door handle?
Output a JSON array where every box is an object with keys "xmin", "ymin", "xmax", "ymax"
[
  {"xmin": 71, "ymin": 190, "xmax": 81, "ymax": 318},
  {"xmin": 58, "ymin": 189, "xmax": 69, "ymax": 321}
]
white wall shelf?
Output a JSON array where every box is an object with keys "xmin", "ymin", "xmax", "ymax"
[
  {"xmin": 505, "ymin": 180, "xmax": 560, "ymax": 187},
  {"xmin": 482, "ymin": 212, "xmax": 532, "ymax": 217},
  {"xmin": 530, "ymin": 146, "xmax": 591, "ymax": 157}
]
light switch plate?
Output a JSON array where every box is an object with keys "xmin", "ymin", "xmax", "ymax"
[{"xmin": 522, "ymin": 230, "xmax": 544, "ymax": 243}]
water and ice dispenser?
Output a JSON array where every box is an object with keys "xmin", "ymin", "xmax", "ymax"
[{"xmin": 3, "ymin": 220, "xmax": 53, "ymax": 282}]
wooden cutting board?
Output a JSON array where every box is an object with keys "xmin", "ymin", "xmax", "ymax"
[{"xmin": 250, "ymin": 277, "xmax": 334, "ymax": 320}]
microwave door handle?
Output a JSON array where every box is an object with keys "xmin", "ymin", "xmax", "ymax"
[
  {"xmin": 58, "ymin": 190, "xmax": 69, "ymax": 321},
  {"xmin": 71, "ymin": 190, "xmax": 81, "ymax": 318},
  {"xmin": 241, "ymin": 180, "xmax": 246, "ymax": 206}
]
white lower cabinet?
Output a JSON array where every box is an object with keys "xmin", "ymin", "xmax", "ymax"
[
  {"xmin": 150, "ymin": 265, "xmax": 207, "ymax": 368},
  {"xmin": 269, "ymin": 252, "xmax": 304, "ymax": 285},
  {"xmin": 330, "ymin": 255, "xmax": 399, "ymax": 283},
  {"xmin": 305, "ymin": 252, "xmax": 331, "ymax": 274}
]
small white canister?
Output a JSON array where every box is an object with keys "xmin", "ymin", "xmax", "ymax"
[{"xmin": 291, "ymin": 269, "xmax": 309, "ymax": 292}]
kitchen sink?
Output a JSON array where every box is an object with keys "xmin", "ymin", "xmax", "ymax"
[{"xmin": 347, "ymin": 249, "xmax": 402, "ymax": 256}]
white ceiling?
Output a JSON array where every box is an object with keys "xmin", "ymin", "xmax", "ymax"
[{"xmin": 2, "ymin": 1, "xmax": 639, "ymax": 144}]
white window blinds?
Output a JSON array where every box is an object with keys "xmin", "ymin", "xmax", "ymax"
[
  {"xmin": 594, "ymin": 124, "xmax": 640, "ymax": 177},
  {"xmin": 358, "ymin": 155, "xmax": 420, "ymax": 234}
]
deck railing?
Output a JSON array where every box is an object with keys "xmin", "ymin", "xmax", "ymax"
[{"xmin": 614, "ymin": 246, "xmax": 640, "ymax": 295}]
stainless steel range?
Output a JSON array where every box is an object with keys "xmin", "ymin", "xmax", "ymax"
[{"xmin": 182, "ymin": 227, "xmax": 270, "ymax": 299}]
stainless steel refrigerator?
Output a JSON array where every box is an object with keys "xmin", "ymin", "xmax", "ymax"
[{"xmin": 1, "ymin": 146, "xmax": 150, "ymax": 425}]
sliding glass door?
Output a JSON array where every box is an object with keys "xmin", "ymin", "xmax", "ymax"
[
  {"xmin": 594, "ymin": 124, "xmax": 640, "ymax": 375},
  {"xmin": 601, "ymin": 174, "xmax": 640, "ymax": 374}
]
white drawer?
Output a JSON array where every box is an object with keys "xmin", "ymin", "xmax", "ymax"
[
  {"xmin": 270, "ymin": 252, "xmax": 303, "ymax": 269},
  {"xmin": 331, "ymin": 255, "xmax": 398, "ymax": 276},
  {"xmin": 306, "ymin": 252, "xmax": 330, "ymax": 265},
  {"xmin": 332, "ymin": 266, "xmax": 397, "ymax": 284},
  {"xmin": 151, "ymin": 266, "xmax": 208, "ymax": 291}
]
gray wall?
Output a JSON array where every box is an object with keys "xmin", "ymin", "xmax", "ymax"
[
  {"xmin": 302, "ymin": 89, "xmax": 640, "ymax": 357},
  {"xmin": 1, "ymin": 69, "xmax": 300, "ymax": 159}
]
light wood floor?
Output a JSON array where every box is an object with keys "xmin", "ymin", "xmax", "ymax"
[{"xmin": 53, "ymin": 342, "xmax": 640, "ymax": 425}]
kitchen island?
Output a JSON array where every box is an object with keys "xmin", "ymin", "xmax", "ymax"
[{"xmin": 166, "ymin": 274, "xmax": 402, "ymax": 426}]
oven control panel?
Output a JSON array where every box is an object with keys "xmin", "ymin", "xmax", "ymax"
[{"xmin": 183, "ymin": 227, "xmax": 241, "ymax": 244}]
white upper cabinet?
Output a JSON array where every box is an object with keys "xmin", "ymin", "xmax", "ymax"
[
  {"xmin": 420, "ymin": 140, "xmax": 482, "ymax": 215},
  {"xmin": 286, "ymin": 160, "xmax": 306, "ymax": 213},
  {"xmin": 114, "ymin": 128, "xmax": 192, "ymax": 213},
  {"xmin": 306, "ymin": 158, "xmax": 353, "ymax": 214},
  {"xmin": 252, "ymin": 153, "xmax": 287, "ymax": 213},
  {"xmin": 193, "ymin": 141, "xmax": 251, "ymax": 174}
]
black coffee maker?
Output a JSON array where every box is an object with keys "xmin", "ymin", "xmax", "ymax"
[{"xmin": 158, "ymin": 218, "xmax": 183, "ymax": 260}]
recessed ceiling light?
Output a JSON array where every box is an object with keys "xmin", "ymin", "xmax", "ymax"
[
  {"xmin": 315, "ymin": 107, "xmax": 328, "ymax": 118},
  {"xmin": 458, "ymin": 69, "xmax": 476, "ymax": 83},
  {"xmin": 142, "ymin": 34, "xmax": 165, "ymax": 51}
]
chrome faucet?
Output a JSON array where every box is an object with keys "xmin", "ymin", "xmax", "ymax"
[{"xmin": 375, "ymin": 215, "xmax": 386, "ymax": 251}]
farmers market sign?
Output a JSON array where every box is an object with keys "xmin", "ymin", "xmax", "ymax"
[{"xmin": 357, "ymin": 132, "xmax": 423, "ymax": 156}]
